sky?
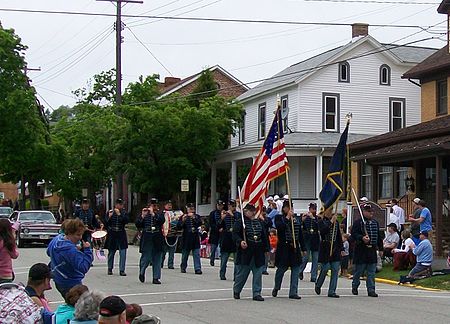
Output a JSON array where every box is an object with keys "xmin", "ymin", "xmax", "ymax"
[{"xmin": 0, "ymin": 0, "xmax": 446, "ymax": 110}]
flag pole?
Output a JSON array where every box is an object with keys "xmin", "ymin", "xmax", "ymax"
[{"xmin": 237, "ymin": 185, "xmax": 247, "ymax": 242}]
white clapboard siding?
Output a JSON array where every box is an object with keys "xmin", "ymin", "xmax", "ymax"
[{"xmin": 298, "ymin": 42, "xmax": 421, "ymax": 134}]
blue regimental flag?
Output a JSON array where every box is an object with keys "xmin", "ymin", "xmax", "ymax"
[{"xmin": 319, "ymin": 121, "xmax": 349, "ymax": 213}]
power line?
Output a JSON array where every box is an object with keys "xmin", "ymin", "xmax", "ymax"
[
  {"xmin": 304, "ymin": 0, "xmax": 438, "ymax": 4},
  {"xmin": 0, "ymin": 7, "xmax": 439, "ymax": 30},
  {"xmin": 35, "ymin": 85, "xmax": 76, "ymax": 99},
  {"xmin": 127, "ymin": 36, "xmax": 440, "ymax": 106},
  {"xmin": 126, "ymin": 26, "xmax": 173, "ymax": 76}
]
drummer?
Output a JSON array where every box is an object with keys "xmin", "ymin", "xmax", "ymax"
[
  {"xmin": 74, "ymin": 198, "xmax": 99, "ymax": 243},
  {"xmin": 161, "ymin": 200, "xmax": 177, "ymax": 270},
  {"xmin": 136, "ymin": 198, "xmax": 165, "ymax": 284}
]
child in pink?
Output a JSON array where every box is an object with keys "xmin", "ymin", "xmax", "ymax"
[{"xmin": 0, "ymin": 219, "xmax": 19, "ymax": 283}]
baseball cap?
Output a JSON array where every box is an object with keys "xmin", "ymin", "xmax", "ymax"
[
  {"xmin": 419, "ymin": 230, "xmax": 429, "ymax": 237},
  {"xmin": 131, "ymin": 314, "xmax": 161, "ymax": 324},
  {"xmin": 28, "ymin": 263, "xmax": 52, "ymax": 280},
  {"xmin": 413, "ymin": 198, "xmax": 421, "ymax": 204},
  {"xmin": 99, "ymin": 296, "xmax": 127, "ymax": 317}
]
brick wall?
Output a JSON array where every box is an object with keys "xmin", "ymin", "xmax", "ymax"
[
  {"xmin": 421, "ymin": 76, "xmax": 450, "ymax": 122},
  {"xmin": 0, "ymin": 182, "xmax": 18, "ymax": 202}
]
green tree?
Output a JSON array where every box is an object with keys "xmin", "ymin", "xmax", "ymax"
[
  {"xmin": 188, "ymin": 69, "xmax": 218, "ymax": 107},
  {"xmin": 0, "ymin": 24, "xmax": 64, "ymax": 209},
  {"xmin": 73, "ymin": 69, "xmax": 116, "ymax": 106}
]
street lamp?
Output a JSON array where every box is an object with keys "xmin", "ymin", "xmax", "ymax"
[{"xmin": 405, "ymin": 176, "xmax": 415, "ymax": 192}]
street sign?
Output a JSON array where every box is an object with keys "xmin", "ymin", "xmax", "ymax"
[{"xmin": 181, "ymin": 180, "xmax": 189, "ymax": 192}]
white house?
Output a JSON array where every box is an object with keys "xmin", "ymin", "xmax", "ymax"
[{"xmin": 196, "ymin": 24, "xmax": 437, "ymax": 215}]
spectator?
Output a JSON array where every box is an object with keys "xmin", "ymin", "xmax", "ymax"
[
  {"xmin": 268, "ymin": 228, "xmax": 278, "ymax": 268},
  {"xmin": 25, "ymin": 263, "xmax": 53, "ymax": 313},
  {"xmin": 0, "ymin": 282, "xmax": 42, "ymax": 323},
  {"xmin": 98, "ymin": 295, "xmax": 127, "ymax": 324},
  {"xmin": 54, "ymin": 284, "xmax": 89, "ymax": 324},
  {"xmin": 0, "ymin": 219, "xmax": 19, "ymax": 284},
  {"xmin": 383, "ymin": 223, "xmax": 400, "ymax": 258},
  {"xmin": 405, "ymin": 231, "xmax": 433, "ymax": 280},
  {"xmin": 131, "ymin": 314, "xmax": 161, "ymax": 324},
  {"xmin": 341, "ymin": 234, "xmax": 350, "ymax": 277},
  {"xmin": 390, "ymin": 199, "xmax": 405, "ymax": 232},
  {"xmin": 340, "ymin": 208, "xmax": 348, "ymax": 234},
  {"xmin": 70, "ymin": 290, "xmax": 106, "ymax": 323},
  {"xmin": 47, "ymin": 219, "xmax": 93, "ymax": 298},
  {"xmin": 408, "ymin": 199, "xmax": 432, "ymax": 234},
  {"xmin": 409, "ymin": 198, "xmax": 422, "ymax": 245},
  {"xmin": 126, "ymin": 303, "xmax": 143, "ymax": 324},
  {"xmin": 388, "ymin": 211, "xmax": 401, "ymax": 233},
  {"xmin": 392, "ymin": 230, "xmax": 416, "ymax": 271}
]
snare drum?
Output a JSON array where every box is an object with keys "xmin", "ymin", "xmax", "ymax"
[{"xmin": 91, "ymin": 230, "xmax": 107, "ymax": 250}]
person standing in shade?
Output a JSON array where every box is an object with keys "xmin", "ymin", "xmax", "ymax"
[
  {"xmin": 178, "ymin": 203, "xmax": 203, "ymax": 274},
  {"xmin": 233, "ymin": 204, "xmax": 269, "ymax": 302},
  {"xmin": 315, "ymin": 211, "xmax": 343, "ymax": 298},
  {"xmin": 136, "ymin": 198, "xmax": 165, "ymax": 284},
  {"xmin": 208, "ymin": 200, "xmax": 225, "ymax": 266},
  {"xmin": 351, "ymin": 203, "xmax": 383, "ymax": 297},
  {"xmin": 74, "ymin": 198, "xmax": 99, "ymax": 243},
  {"xmin": 272, "ymin": 201, "xmax": 306, "ymax": 300},
  {"xmin": 161, "ymin": 201, "xmax": 176, "ymax": 269},
  {"xmin": 299, "ymin": 202, "xmax": 320, "ymax": 282},
  {"xmin": 218, "ymin": 200, "xmax": 239, "ymax": 280},
  {"xmin": 104, "ymin": 198, "xmax": 129, "ymax": 276}
]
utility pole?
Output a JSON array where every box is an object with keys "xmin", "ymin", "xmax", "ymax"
[{"xmin": 97, "ymin": 0, "xmax": 142, "ymax": 201}]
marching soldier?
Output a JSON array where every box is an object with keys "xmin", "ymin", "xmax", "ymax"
[
  {"xmin": 177, "ymin": 203, "xmax": 203, "ymax": 274},
  {"xmin": 272, "ymin": 201, "xmax": 306, "ymax": 300},
  {"xmin": 218, "ymin": 199, "xmax": 239, "ymax": 280},
  {"xmin": 351, "ymin": 203, "xmax": 383, "ymax": 297},
  {"xmin": 209, "ymin": 200, "xmax": 225, "ymax": 266},
  {"xmin": 299, "ymin": 202, "xmax": 320, "ymax": 282},
  {"xmin": 161, "ymin": 200, "xmax": 176, "ymax": 269},
  {"xmin": 315, "ymin": 211, "xmax": 343, "ymax": 298},
  {"xmin": 233, "ymin": 204, "xmax": 269, "ymax": 301},
  {"xmin": 74, "ymin": 198, "xmax": 99, "ymax": 243},
  {"xmin": 104, "ymin": 198, "xmax": 129, "ymax": 276},
  {"xmin": 136, "ymin": 198, "xmax": 165, "ymax": 284}
]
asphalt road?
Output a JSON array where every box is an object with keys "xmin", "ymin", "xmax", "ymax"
[{"xmin": 13, "ymin": 245, "xmax": 450, "ymax": 324}]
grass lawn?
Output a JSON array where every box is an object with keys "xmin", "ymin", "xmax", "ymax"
[{"xmin": 376, "ymin": 263, "xmax": 450, "ymax": 290}]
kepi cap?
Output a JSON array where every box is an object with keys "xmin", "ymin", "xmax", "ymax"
[
  {"xmin": 308, "ymin": 202, "xmax": 317, "ymax": 209},
  {"xmin": 419, "ymin": 230, "xmax": 429, "ymax": 237},
  {"xmin": 99, "ymin": 296, "xmax": 127, "ymax": 317},
  {"xmin": 243, "ymin": 204, "xmax": 256, "ymax": 212},
  {"xmin": 115, "ymin": 198, "xmax": 123, "ymax": 204},
  {"xmin": 186, "ymin": 202, "xmax": 195, "ymax": 208},
  {"xmin": 362, "ymin": 203, "xmax": 373, "ymax": 211},
  {"xmin": 360, "ymin": 197, "xmax": 369, "ymax": 202}
]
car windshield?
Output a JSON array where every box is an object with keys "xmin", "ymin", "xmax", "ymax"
[
  {"xmin": 0, "ymin": 207, "xmax": 12, "ymax": 215},
  {"xmin": 19, "ymin": 212, "xmax": 56, "ymax": 223}
]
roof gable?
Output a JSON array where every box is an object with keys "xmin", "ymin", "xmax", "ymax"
[{"xmin": 402, "ymin": 46, "xmax": 450, "ymax": 80}]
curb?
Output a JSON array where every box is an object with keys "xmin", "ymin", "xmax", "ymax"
[{"xmin": 374, "ymin": 277, "xmax": 442, "ymax": 292}]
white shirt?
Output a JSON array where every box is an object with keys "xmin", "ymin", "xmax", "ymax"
[
  {"xmin": 275, "ymin": 200, "xmax": 283, "ymax": 213},
  {"xmin": 393, "ymin": 238, "xmax": 415, "ymax": 254},
  {"xmin": 389, "ymin": 213, "xmax": 401, "ymax": 230},
  {"xmin": 392, "ymin": 204, "xmax": 405, "ymax": 225}
]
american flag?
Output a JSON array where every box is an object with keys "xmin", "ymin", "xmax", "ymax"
[{"xmin": 240, "ymin": 108, "xmax": 289, "ymax": 212}]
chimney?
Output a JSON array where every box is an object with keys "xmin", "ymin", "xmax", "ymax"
[
  {"xmin": 164, "ymin": 77, "xmax": 181, "ymax": 87},
  {"xmin": 352, "ymin": 23, "xmax": 369, "ymax": 38}
]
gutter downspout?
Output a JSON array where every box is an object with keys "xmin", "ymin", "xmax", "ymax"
[{"xmin": 408, "ymin": 78, "xmax": 421, "ymax": 87}]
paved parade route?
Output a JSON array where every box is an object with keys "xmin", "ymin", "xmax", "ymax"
[{"xmin": 14, "ymin": 246, "xmax": 450, "ymax": 324}]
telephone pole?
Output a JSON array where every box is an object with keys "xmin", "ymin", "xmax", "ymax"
[{"xmin": 97, "ymin": 0, "xmax": 142, "ymax": 201}]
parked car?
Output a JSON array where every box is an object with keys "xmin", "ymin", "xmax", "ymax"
[
  {"xmin": 10, "ymin": 210, "xmax": 61, "ymax": 247},
  {"xmin": 0, "ymin": 206, "xmax": 13, "ymax": 219}
]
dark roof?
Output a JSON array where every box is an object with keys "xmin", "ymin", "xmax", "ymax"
[
  {"xmin": 350, "ymin": 115, "xmax": 450, "ymax": 158},
  {"xmin": 402, "ymin": 46, "xmax": 450, "ymax": 79},
  {"xmin": 438, "ymin": 0, "xmax": 450, "ymax": 13}
]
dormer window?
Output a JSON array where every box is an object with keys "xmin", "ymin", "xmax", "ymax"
[
  {"xmin": 338, "ymin": 61, "xmax": 350, "ymax": 83},
  {"xmin": 380, "ymin": 64, "xmax": 391, "ymax": 86}
]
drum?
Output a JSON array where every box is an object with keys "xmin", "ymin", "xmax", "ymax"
[
  {"xmin": 162, "ymin": 210, "xmax": 183, "ymax": 247},
  {"xmin": 91, "ymin": 230, "xmax": 107, "ymax": 250}
]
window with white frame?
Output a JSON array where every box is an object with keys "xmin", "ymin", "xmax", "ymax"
[
  {"xmin": 389, "ymin": 98, "xmax": 405, "ymax": 131},
  {"xmin": 281, "ymin": 95, "xmax": 288, "ymax": 133},
  {"xmin": 380, "ymin": 64, "xmax": 391, "ymax": 85},
  {"xmin": 361, "ymin": 164, "xmax": 373, "ymax": 200},
  {"xmin": 378, "ymin": 166, "xmax": 393, "ymax": 198},
  {"xmin": 323, "ymin": 93, "xmax": 340, "ymax": 132},
  {"xmin": 338, "ymin": 61, "xmax": 350, "ymax": 83},
  {"xmin": 239, "ymin": 112, "xmax": 245, "ymax": 145},
  {"xmin": 258, "ymin": 103, "xmax": 266, "ymax": 139},
  {"xmin": 396, "ymin": 167, "xmax": 408, "ymax": 197}
]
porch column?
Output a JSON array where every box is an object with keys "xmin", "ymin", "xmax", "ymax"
[
  {"xmin": 231, "ymin": 160, "xmax": 237, "ymax": 199},
  {"xmin": 435, "ymin": 156, "xmax": 443, "ymax": 256},
  {"xmin": 372, "ymin": 165, "xmax": 379, "ymax": 201},
  {"xmin": 211, "ymin": 163, "xmax": 217, "ymax": 210},
  {"xmin": 195, "ymin": 179, "xmax": 201, "ymax": 211},
  {"xmin": 316, "ymin": 153, "xmax": 323, "ymax": 199}
]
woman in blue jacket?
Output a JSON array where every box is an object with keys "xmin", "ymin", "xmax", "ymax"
[{"xmin": 47, "ymin": 219, "xmax": 93, "ymax": 299}]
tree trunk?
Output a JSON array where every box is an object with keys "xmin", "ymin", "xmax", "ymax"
[
  {"xmin": 28, "ymin": 178, "xmax": 40, "ymax": 210},
  {"xmin": 20, "ymin": 175, "xmax": 26, "ymax": 210}
]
